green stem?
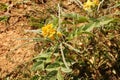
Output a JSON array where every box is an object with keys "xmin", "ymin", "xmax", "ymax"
[{"xmin": 60, "ymin": 43, "xmax": 69, "ymax": 69}]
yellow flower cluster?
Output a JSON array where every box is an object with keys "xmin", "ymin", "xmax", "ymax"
[
  {"xmin": 83, "ymin": 0, "xmax": 99, "ymax": 11},
  {"xmin": 41, "ymin": 24, "xmax": 62, "ymax": 40}
]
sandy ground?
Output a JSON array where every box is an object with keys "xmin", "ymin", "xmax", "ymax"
[
  {"xmin": 0, "ymin": 0, "xmax": 36, "ymax": 78},
  {"xmin": 0, "ymin": 16, "xmax": 36, "ymax": 78}
]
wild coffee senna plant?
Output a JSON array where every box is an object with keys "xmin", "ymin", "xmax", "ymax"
[{"xmin": 31, "ymin": 12, "xmax": 116, "ymax": 79}]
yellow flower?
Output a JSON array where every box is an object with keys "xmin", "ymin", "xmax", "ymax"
[
  {"xmin": 93, "ymin": 0, "xmax": 99, "ymax": 5},
  {"xmin": 83, "ymin": 0, "xmax": 99, "ymax": 11},
  {"xmin": 83, "ymin": 0, "xmax": 94, "ymax": 11},
  {"xmin": 41, "ymin": 24, "xmax": 62, "ymax": 40}
]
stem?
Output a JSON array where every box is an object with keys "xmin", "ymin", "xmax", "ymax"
[
  {"xmin": 57, "ymin": 3, "xmax": 61, "ymax": 31},
  {"xmin": 97, "ymin": 0, "xmax": 105, "ymax": 11},
  {"xmin": 63, "ymin": 42, "xmax": 80, "ymax": 53},
  {"xmin": 60, "ymin": 43, "xmax": 69, "ymax": 69}
]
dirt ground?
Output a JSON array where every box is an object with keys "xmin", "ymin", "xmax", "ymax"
[
  {"xmin": 0, "ymin": 0, "xmax": 38, "ymax": 78},
  {"xmin": 0, "ymin": 9, "xmax": 33, "ymax": 80},
  {"xmin": 0, "ymin": 21, "xmax": 36, "ymax": 78}
]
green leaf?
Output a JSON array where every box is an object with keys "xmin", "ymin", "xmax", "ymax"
[
  {"xmin": 33, "ymin": 52, "xmax": 52, "ymax": 60},
  {"xmin": 31, "ymin": 75, "xmax": 40, "ymax": 80},
  {"xmin": 76, "ymin": 15, "xmax": 88, "ymax": 23},
  {"xmin": 61, "ymin": 67, "xmax": 72, "ymax": 73},
  {"xmin": 32, "ymin": 61, "xmax": 44, "ymax": 71},
  {"xmin": 46, "ymin": 63, "xmax": 60, "ymax": 71},
  {"xmin": 98, "ymin": 18, "xmax": 114, "ymax": 27},
  {"xmin": 62, "ymin": 13, "xmax": 76, "ymax": 18},
  {"xmin": 45, "ymin": 70, "xmax": 58, "ymax": 80},
  {"xmin": 82, "ymin": 17, "xmax": 114, "ymax": 32},
  {"xmin": 51, "ymin": 15, "xmax": 59, "ymax": 27},
  {"xmin": 57, "ymin": 70, "xmax": 64, "ymax": 80},
  {"xmin": 45, "ymin": 58, "xmax": 52, "ymax": 63},
  {"xmin": 82, "ymin": 22, "xmax": 96, "ymax": 32}
]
